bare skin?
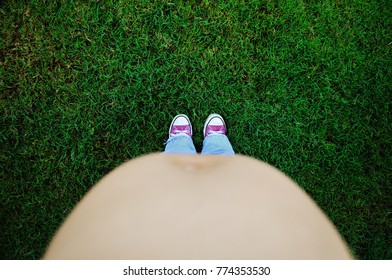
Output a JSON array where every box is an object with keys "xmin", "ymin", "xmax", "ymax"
[{"xmin": 44, "ymin": 153, "xmax": 352, "ymax": 259}]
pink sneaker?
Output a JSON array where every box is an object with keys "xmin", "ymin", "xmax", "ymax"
[
  {"xmin": 203, "ymin": 113, "xmax": 227, "ymax": 138},
  {"xmin": 168, "ymin": 114, "xmax": 193, "ymax": 138}
]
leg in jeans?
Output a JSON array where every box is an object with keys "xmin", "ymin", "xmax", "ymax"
[
  {"xmin": 201, "ymin": 134, "xmax": 234, "ymax": 155},
  {"xmin": 164, "ymin": 135, "xmax": 197, "ymax": 154},
  {"xmin": 201, "ymin": 114, "xmax": 235, "ymax": 156},
  {"xmin": 163, "ymin": 114, "xmax": 196, "ymax": 155}
]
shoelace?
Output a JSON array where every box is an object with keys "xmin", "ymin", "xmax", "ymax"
[
  {"xmin": 173, "ymin": 129, "xmax": 190, "ymax": 135},
  {"xmin": 207, "ymin": 129, "xmax": 224, "ymax": 135}
]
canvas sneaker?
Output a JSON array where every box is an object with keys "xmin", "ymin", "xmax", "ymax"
[
  {"xmin": 168, "ymin": 114, "xmax": 193, "ymax": 138},
  {"xmin": 203, "ymin": 113, "xmax": 227, "ymax": 138}
]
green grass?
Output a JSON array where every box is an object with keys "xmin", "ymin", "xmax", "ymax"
[{"xmin": 1, "ymin": 0, "xmax": 391, "ymax": 259}]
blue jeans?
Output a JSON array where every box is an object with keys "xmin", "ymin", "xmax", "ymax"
[{"xmin": 164, "ymin": 134, "xmax": 235, "ymax": 155}]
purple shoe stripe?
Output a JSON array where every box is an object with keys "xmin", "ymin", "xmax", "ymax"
[
  {"xmin": 206, "ymin": 125, "xmax": 226, "ymax": 136},
  {"xmin": 172, "ymin": 125, "xmax": 190, "ymax": 130},
  {"xmin": 170, "ymin": 125, "xmax": 192, "ymax": 137}
]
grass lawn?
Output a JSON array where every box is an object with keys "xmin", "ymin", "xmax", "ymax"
[{"xmin": 1, "ymin": 0, "xmax": 391, "ymax": 259}]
